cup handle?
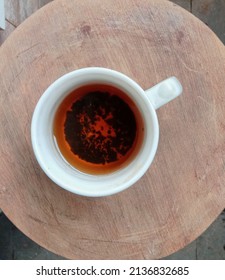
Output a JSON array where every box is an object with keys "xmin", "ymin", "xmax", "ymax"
[{"xmin": 145, "ymin": 77, "xmax": 183, "ymax": 110}]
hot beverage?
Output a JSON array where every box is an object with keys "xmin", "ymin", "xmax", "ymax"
[{"xmin": 53, "ymin": 84, "xmax": 144, "ymax": 174}]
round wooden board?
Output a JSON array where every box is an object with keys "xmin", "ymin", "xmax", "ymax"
[{"xmin": 0, "ymin": 0, "xmax": 225, "ymax": 259}]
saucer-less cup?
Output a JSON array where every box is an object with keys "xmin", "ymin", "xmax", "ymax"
[{"xmin": 31, "ymin": 67, "xmax": 182, "ymax": 197}]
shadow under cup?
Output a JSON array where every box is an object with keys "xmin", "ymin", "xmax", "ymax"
[{"xmin": 31, "ymin": 68, "xmax": 159, "ymax": 196}]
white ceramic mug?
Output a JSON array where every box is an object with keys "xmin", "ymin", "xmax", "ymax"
[{"xmin": 31, "ymin": 67, "xmax": 182, "ymax": 197}]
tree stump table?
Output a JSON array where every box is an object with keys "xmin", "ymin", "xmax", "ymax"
[{"xmin": 0, "ymin": 0, "xmax": 225, "ymax": 259}]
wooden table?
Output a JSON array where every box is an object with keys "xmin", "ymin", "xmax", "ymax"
[{"xmin": 0, "ymin": 0, "xmax": 225, "ymax": 259}]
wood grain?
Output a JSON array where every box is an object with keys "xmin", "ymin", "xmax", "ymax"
[
  {"xmin": 192, "ymin": 0, "xmax": 225, "ymax": 43},
  {"xmin": 0, "ymin": 0, "xmax": 53, "ymax": 42},
  {"xmin": 4, "ymin": 0, "xmax": 52, "ymax": 27},
  {"xmin": 0, "ymin": 0, "xmax": 225, "ymax": 259},
  {"xmin": 0, "ymin": 20, "xmax": 15, "ymax": 45}
]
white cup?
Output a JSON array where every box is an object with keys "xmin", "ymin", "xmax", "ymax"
[{"xmin": 31, "ymin": 67, "xmax": 182, "ymax": 197}]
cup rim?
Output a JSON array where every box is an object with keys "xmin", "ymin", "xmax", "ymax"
[{"xmin": 31, "ymin": 67, "xmax": 159, "ymax": 197}]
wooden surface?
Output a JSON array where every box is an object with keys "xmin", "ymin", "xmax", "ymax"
[
  {"xmin": 192, "ymin": 0, "xmax": 225, "ymax": 44},
  {"xmin": 2, "ymin": 0, "xmax": 225, "ymax": 43},
  {"xmin": 0, "ymin": 0, "xmax": 225, "ymax": 259}
]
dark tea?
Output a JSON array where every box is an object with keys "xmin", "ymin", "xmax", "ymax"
[{"xmin": 53, "ymin": 84, "xmax": 144, "ymax": 174}]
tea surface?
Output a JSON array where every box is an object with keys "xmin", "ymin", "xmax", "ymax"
[{"xmin": 53, "ymin": 84, "xmax": 144, "ymax": 174}]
